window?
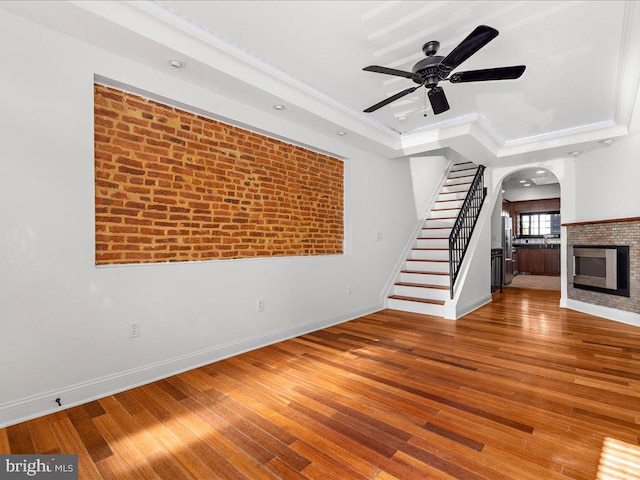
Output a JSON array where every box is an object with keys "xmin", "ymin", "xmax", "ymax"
[{"xmin": 519, "ymin": 211, "xmax": 560, "ymax": 236}]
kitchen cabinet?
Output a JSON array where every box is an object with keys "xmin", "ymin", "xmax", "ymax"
[
  {"xmin": 530, "ymin": 249, "xmax": 545, "ymax": 275},
  {"xmin": 517, "ymin": 248, "xmax": 530, "ymax": 274},
  {"xmin": 514, "ymin": 247, "xmax": 560, "ymax": 276},
  {"xmin": 544, "ymin": 248, "xmax": 560, "ymax": 275}
]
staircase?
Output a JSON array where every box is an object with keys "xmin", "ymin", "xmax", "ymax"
[{"xmin": 387, "ymin": 161, "xmax": 480, "ymax": 316}]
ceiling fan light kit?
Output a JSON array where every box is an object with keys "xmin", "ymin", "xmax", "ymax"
[{"xmin": 363, "ymin": 25, "xmax": 526, "ymax": 115}]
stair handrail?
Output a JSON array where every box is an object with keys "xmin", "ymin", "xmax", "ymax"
[{"xmin": 448, "ymin": 165, "xmax": 487, "ymax": 299}]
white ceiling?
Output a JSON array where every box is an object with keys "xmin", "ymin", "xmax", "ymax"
[{"xmin": 3, "ymin": 0, "xmax": 640, "ymax": 162}]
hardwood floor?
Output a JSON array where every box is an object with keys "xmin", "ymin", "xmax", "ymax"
[{"xmin": 2, "ymin": 288, "xmax": 640, "ymax": 479}]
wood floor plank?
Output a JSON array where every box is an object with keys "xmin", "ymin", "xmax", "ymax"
[
  {"xmin": 49, "ymin": 417, "xmax": 104, "ymax": 480},
  {"xmin": 28, "ymin": 416, "xmax": 61, "ymax": 454},
  {"xmin": 0, "ymin": 428, "xmax": 10, "ymax": 453},
  {"xmin": 1, "ymin": 288, "xmax": 639, "ymax": 479},
  {"xmin": 6, "ymin": 421, "xmax": 35, "ymax": 453}
]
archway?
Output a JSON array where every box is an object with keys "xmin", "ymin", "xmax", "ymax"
[{"xmin": 491, "ymin": 167, "xmax": 561, "ymax": 291}]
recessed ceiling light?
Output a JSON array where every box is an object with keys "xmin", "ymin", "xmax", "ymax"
[
  {"xmin": 272, "ymin": 104, "xmax": 285, "ymax": 111},
  {"xmin": 397, "ymin": 116, "xmax": 408, "ymax": 122},
  {"xmin": 169, "ymin": 59, "xmax": 184, "ymax": 69},
  {"xmin": 599, "ymin": 138, "xmax": 613, "ymax": 145},
  {"xmin": 524, "ymin": 183, "xmax": 531, "ymax": 187},
  {"xmin": 337, "ymin": 131, "xmax": 347, "ymax": 136},
  {"xmin": 519, "ymin": 180, "xmax": 526, "ymax": 183},
  {"xmin": 536, "ymin": 170, "xmax": 545, "ymax": 174},
  {"xmin": 568, "ymin": 151, "xmax": 581, "ymax": 156}
]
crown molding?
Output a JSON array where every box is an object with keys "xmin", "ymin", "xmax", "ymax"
[{"xmin": 32, "ymin": 1, "xmax": 640, "ymax": 160}]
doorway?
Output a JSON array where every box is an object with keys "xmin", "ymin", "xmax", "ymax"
[{"xmin": 494, "ymin": 167, "xmax": 561, "ymax": 292}]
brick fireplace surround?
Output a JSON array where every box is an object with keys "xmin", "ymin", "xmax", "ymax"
[{"xmin": 565, "ymin": 218, "xmax": 639, "ymax": 315}]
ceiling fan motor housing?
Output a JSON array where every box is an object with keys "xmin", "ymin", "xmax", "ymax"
[{"xmin": 412, "ymin": 56, "xmax": 444, "ymax": 88}]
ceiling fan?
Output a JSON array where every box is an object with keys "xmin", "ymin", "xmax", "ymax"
[{"xmin": 363, "ymin": 25, "xmax": 526, "ymax": 115}]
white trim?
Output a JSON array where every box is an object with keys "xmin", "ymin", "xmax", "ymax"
[
  {"xmin": 564, "ymin": 299, "xmax": 640, "ymax": 328},
  {"xmin": 0, "ymin": 304, "xmax": 382, "ymax": 428},
  {"xmin": 452, "ymin": 294, "xmax": 493, "ymax": 320}
]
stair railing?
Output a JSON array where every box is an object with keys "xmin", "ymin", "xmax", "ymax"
[{"xmin": 448, "ymin": 165, "xmax": 487, "ymax": 299}]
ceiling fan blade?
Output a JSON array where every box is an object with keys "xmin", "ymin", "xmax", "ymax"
[
  {"xmin": 428, "ymin": 87, "xmax": 450, "ymax": 115},
  {"xmin": 449, "ymin": 65, "xmax": 526, "ymax": 83},
  {"xmin": 363, "ymin": 65, "xmax": 414, "ymax": 79},
  {"xmin": 438, "ymin": 25, "xmax": 499, "ymax": 77},
  {"xmin": 364, "ymin": 86, "xmax": 420, "ymax": 113}
]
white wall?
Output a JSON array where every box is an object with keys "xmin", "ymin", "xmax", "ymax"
[
  {"xmin": 503, "ymin": 184, "xmax": 560, "ymax": 202},
  {"xmin": 0, "ymin": 10, "xmax": 417, "ymax": 426},
  {"xmin": 409, "ymin": 155, "xmax": 449, "ymax": 218},
  {"xmin": 573, "ymin": 136, "xmax": 640, "ymax": 222},
  {"xmin": 490, "ymin": 190, "xmax": 504, "ymax": 249}
]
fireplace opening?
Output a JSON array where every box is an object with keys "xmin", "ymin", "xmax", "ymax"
[
  {"xmin": 575, "ymin": 256, "xmax": 607, "ymax": 278},
  {"xmin": 570, "ymin": 245, "xmax": 630, "ymax": 297}
]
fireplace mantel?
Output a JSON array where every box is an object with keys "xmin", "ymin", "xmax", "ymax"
[{"xmin": 562, "ymin": 216, "xmax": 640, "ymax": 227}]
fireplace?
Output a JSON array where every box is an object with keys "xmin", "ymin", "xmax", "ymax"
[{"xmin": 570, "ymin": 245, "xmax": 630, "ymax": 297}]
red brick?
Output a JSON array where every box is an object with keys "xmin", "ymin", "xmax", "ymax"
[{"xmin": 94, "ymin": 83, "xmax": 343, "ymax": 265}]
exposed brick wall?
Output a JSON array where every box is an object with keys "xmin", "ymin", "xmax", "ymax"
[
  {"xmin": 94, "ymin": 84, "xmax": 344, "ymax": 265},
  {"xmin": 567, "ymin": 220, "xmax": 639, "ymax": 314}
]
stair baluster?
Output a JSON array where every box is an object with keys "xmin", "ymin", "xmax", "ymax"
[{"xmin": 449, "ymin": 165, "xmax": 487, "ymax": 299}]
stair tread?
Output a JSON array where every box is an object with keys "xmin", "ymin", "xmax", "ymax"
[
  {"xmin": 407, "ymin": 259, "xmax": 448, "ymax": 263},
  {"xmin": 451, "ymin": 162, "xmax": 475, "ymax": 168},
  {"xmin": 395, "ymin": 282, "xmax": 449, "ymax": 290},
  {"xmin": 413, "ymin": 248, "xmax": 448, "ymax": 251},
  {"xmin": 402, "ymin": 270, "xmax": 449, "ymax": 276},
  {"xmin": 389, "ymin": 295, "xmax": 446, "ymax": 306}
]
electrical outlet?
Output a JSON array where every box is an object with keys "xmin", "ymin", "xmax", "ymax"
[
  {"xmin": 347, "ymin": 285, "xmax": 353, "ymax": 295},
  {"xmin": 256, "ymin": 298, "xmax": 265, "ymax": 312},
  {"xmin": 129, "ymin": 321, "xmax": 140, "ymax": 338},
  {"xmin": 376, "ymin": 232, "xmax": 383, "ymax": 241}
]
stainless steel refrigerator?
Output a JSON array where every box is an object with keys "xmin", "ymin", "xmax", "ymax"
[{"xmin": 502, "ymin": 216, "xmax": 513, "ymax": 285}]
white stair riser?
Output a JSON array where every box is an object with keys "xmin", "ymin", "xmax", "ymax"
[
  {"xmin": 425, "ymin": 219, "xmax": 455, "ymax": 228},
  {"xmin": 441, "ymin": 184, "xmax": 471, "ymax": 194},
  {"xmin": 400, "ymin": 272, "xmax": 450, "ymax": 286},
  {"xmin": 430, "ymin": 209, "xmax": 459, "ymax": 219},
  {"xmin": 394, "ymin": 285, "xmax": 449, "ymax": 301},
  {"xmin": 419, "ymin": 229, "xmax": 450, "ymax": 238},
  {"xmin": 411, "ymin": 249, "xmax": 449, "ymax": 261},
  {"xmin": 445, "ymin": 175, "xmax": 474, "ymax": 186},
  {"xmin": 438, "ymin": 191, "xmax": 467, "ymax": 202},
  {"xmin": 450, "ymin": 163, "xmax": 474, "ymax": 172},
  {"xmin": 406, "ymin": 260, "xmax": 449, "ymax": 273},
  {"xmin": 387, "ymin": 298, "xmax": 445, "ymax": 317},
  {"xmin": 416, "ymin": 238, "xmax": 448, "ymax": 249},
  {"xmin": 448, "ymin": 169, "xmax": 477, "ymax": 179},
  {"xmin": 435, "ymin": 199, "xmax": 464, "ymax": 210}
]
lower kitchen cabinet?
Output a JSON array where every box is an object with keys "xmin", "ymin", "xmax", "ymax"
[
  {"xmin": 514, "ymin": 247, "xmax": 560, "ymax": 276},
  {"xmin": 544, "ymin": 248, "xmax": 560, "ymax": 275}
]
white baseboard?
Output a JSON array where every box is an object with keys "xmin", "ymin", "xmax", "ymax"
[
  {"xmin": 444, "ymin": 294, "xmax": 492, "ymax": 320},
  {"xmin": 0, "ymin": 304, "xmax": 383, "ymax": 429},
  {"xmin": 563, "ymin": 299, "xmax": 640, "ymax": 328}
]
